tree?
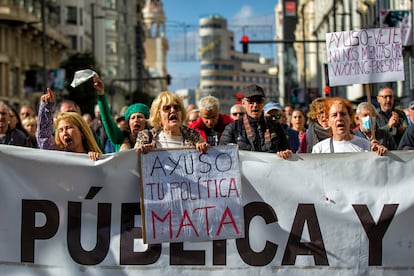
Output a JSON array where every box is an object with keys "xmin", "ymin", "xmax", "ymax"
[
  {"xmin": 130, "ymin": 90, "xmax": 155, "ymax": 108},
  {"xmin": 60, "ymin": 52, "xmax": 101, "ymax": 116}
]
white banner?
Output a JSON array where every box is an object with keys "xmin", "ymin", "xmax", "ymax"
[
  {"xmin": 1, "ymin": 145, "xmax": 414, "ymax": 275},
  {"xmin": 326, "ymin": 27, "xmax": 405, "ymax": 86},
  {"xmin": 140, "ymin": 146, "xmax": 243, "ymax": 244}
]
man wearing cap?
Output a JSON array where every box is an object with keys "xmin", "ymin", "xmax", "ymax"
[
  {"xmin": 93, "ymin": 75, "xmax": 150, "ymax": 152},
  {"xmin": 376, "ymin": 86, "xmax": 408, "ymax": 145},
  {"xmin": 264, "ymin": 101, "xmax": 300, "ymax": 152},
  {"xmin": 220, "ymin": 84, "xmax": 292, "ymax": 159}
]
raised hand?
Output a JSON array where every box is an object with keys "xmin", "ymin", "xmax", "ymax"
[
  {"xmin": 93, "ymin": 74, "xmax": 105, "ymax": 95},
  {"xmin": 40, "ymin": 88, "xmax": 55, "ymax": 104}
]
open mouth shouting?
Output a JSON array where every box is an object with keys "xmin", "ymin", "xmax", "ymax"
[
  {"xmin": 168, "ymin": 113, "xmax": 179, "ymax": 123},
  {"xmin": 63, "ymin": 136, "xmax": 74, "ymax": 150},
  {"xmin": 335, "ymin": 122, "xmax": 346, "ymax": 132},
  {"xmin": 250, "ymin": 108, "xmax": 261, "ymax": 117},
  {"xmin": 132, "ymin": 122, "xmax": 142, "ymax": 134}
]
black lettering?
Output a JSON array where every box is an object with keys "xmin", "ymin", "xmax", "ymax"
[
  {"xmin": 213, "ymin": 239, "xmax": 227, "ymax": 265},
  {"xmin": 184, "ymin": 155, "xmax": 195, "ymax": 174},
  {"xmin": 67, "ymin": 202, "xmax": 111, "ymax": 265},
  {"xmin": 236, "ymin": 201, "xmax": 278, "ymax": 266},
  {"xmin": 150, "ymin": 156, "xmax": 166, "ymax": 176},
  {"xmin": 215, "ymin": 153, "xmax": 232, "ymax": 172},
  {"xmin": 199, "ymin": 154, "xmax": 212, "ymax": 173},
  {"xmin": 168, "ymin": 155, "xmax": 181, "ymax": 175},
  {"xmin": 21, "ymin": 199, "xmax": 59, "ymax": 262},
  {"xmin": 120, "ymin": 203, "xmax": 161, "ymax": 264},
  {"xmin": 170, "ymin": 242, "xmax": 205, "ymax": 265},
  {"xmin": 353, "ymin": 204, "xmax": 398, "ymax": 266},
  {"xmin": 282, "ymin": 204, "xmax": 328, "ymax": 265}
]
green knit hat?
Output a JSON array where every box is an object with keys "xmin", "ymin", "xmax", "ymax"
[{"xmin": 124, "ymin": 103, "xmax": 149, "ymax": 120}]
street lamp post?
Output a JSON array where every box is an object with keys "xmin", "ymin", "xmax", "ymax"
[
  {"xmin": 91, "ymin": 3, "xmax": 105, "ymax": 61},
  {"xmin": 41, "ymin": 0, "xmax": 47, "ymax": 92}
]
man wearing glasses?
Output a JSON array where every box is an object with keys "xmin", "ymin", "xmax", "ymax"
[
  {"xmin": 230, "ymin": 104, "xmax": 246, "ymax": 120},
  {"xmin": 220, "ymin": 84, "xmax": 292, "ymax": 159},
  {"xmin": 376, "ymin": 86, "xmax": 408, "ymax": 145},
  {"xmin": 264, "ymin": 101, "xmax": 301, "ymax": 152}
]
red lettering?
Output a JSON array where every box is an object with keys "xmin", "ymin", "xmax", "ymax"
[
  {"xmin": 216, "ymin": 206, "xmax": 239, "ymax": 236},
  {"xmin": 228, "ymin": 178, "xmax": 239, "ymax": 197},
  {"xmin": 176, "ymin": 210, "xmax": 199, "ymax": 238},
  {"xmin": 194, "ymin": 206, "xmax": 216, "ymax": 236},
  {"xmin": 151, "ymin": 210, "xmax": 172, "ymax": 240}
]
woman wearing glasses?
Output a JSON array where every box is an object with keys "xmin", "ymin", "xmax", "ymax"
[{"xmin": 134, "ymin": 91, "xmax": 208, "ymax": 153}]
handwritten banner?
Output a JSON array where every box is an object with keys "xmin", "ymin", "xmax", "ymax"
[
  {"xmin": 326, "ymin": 27, "xmax": 404, "ymax": 86},
  {"xmin": 139, "ymin": 145, "xmax": 244, "ymax": 244}
]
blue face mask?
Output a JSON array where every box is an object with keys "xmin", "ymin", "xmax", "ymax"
[{"xmin": 361, "ymin": 116, "xmax": 375, "ymax": 131}]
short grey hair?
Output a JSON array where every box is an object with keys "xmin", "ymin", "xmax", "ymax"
[
  {"xmin": 356, "ymin": 102, "xmax": 377, "ymax": 116},
  {"xmin": 230, "ymin": 104, "xmax": 245, "ymax": 114},
  {"xmin": 198, "ymin": 95, "xmax": 220, "ymax": 112}
]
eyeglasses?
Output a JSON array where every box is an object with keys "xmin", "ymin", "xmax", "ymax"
[
  {"xmin": 232, "ymin": 112, "xmax": 245, "ymax": 116},
  {"xmin": 245, "ymin": 97, "xmax": 264, "ymax": 104},
  {"xmin": 161, "ymin": 104, "xmax": 181, "ymax": 112},
  {"xmin": 271, "ymin": 114, "xmax": 282, "ymax": 120},
  {"xmin": 378, "ymin": 95, "xmax": 393, "ymax": 99}
]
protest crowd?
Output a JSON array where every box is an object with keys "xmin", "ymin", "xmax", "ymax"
[{"xmin": 1, "ymin": 77, "xmax": 414, "ymax": 157}]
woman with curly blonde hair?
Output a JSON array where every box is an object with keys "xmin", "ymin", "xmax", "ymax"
[{"xmin": 135, "ymin": 91, "xmax": 208, "ymax": 153}]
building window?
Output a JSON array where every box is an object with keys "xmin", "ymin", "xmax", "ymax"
[
  {"xmin": 68, "ymin": 35, "xmax": 77, "ymax": 50},
  {"xmin": 105, "ymin": 0, "xmax": 116, "ymax": 9},
  {"xmin": 105, "ymin": 19, "xmax": 116, "ymax": 31},
  {"xmin": 80, "ymin": 36, "xmax": 83, "ymax": 52},
  {"xmin": 65, "ymin": 6, "xmax": 77, "ymax": 25},
  {"xmin": 12, "ymin": 69, "xmax": 19, "ymax": 97},
  {"xmin": 79, "ymin": 7, "xmax": 83, "ymax": 26},
  {"xmin": 106, "ymin": 41, "xmax": 117, "ymax": 54}
]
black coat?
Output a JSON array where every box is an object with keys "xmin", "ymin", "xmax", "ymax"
[
  {"xmin": 0, "ymin": 127, "xmax": 29, "ymax": 147},
  {"xmin": 219, "ymin": 115, "xmax": 289, "ymax": 153}
]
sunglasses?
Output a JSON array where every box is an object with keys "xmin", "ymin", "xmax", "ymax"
[
  {"xmin": 271, "ymin": 114, "xmax": 282, "ymax": 120},
  {"xmin": 232, "ymin": 112, "xmax": 245, "ymax": 116},
  {"xmin": 245, "ymin": 97, "xmax": 264, "ymax": 104},
  {"xmin": 161, "ymin": 104, "xmax": 181, "ymax": 112}
]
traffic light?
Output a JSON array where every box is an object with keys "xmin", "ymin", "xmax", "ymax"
[
  {"xmin": 236, "ymin": 92, "xmax": 243, "ymax": 104},
  {"xmin": 324, "ymin": 86, "xmax": 330, "ymax": 96},
  {"xmin": 166, "ymin": 74, "xmax": 171, "ymax": 85},
  {"xmin": 241, "ymin": 35, "xmax": 249, "ymax": 54}
]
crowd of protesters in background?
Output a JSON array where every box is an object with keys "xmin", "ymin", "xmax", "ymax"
[{"xmin": 2, "ymin": 80, "xmax": 414, "ymax": 157}]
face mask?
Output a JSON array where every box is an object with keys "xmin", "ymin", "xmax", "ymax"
[{"xmin": 361, "ymin": 116, "xmax": 375, "ymax": 131}]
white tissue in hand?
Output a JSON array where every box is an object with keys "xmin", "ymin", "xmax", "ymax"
[{"xmin": 70, "ymin": 69, "xmax": 97, "ymax": 87}]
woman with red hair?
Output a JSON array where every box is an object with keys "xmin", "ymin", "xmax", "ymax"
[{"xmin": 312, "ymin": 97, "xmax": 387, "ymax": 155}]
